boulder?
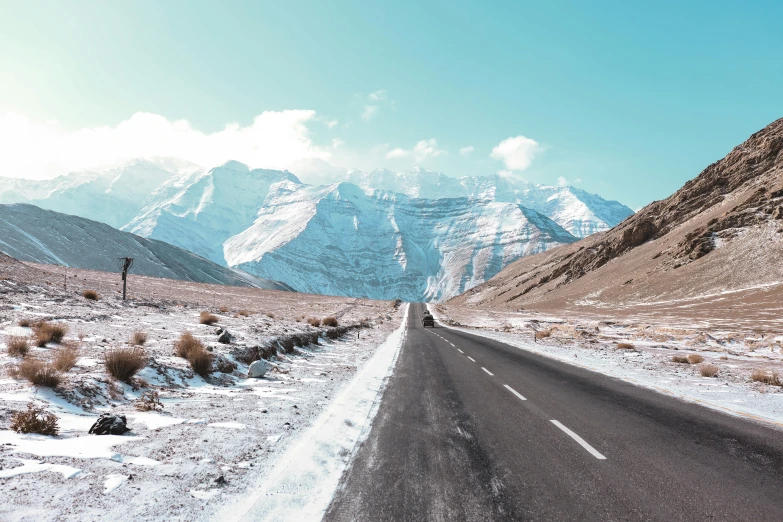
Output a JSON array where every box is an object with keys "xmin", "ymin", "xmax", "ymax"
[
  {"xmin": 248, "ymin": 359, "xmax": 269, "ymax": 378},
  {"xmin": 217, "ymin": 330, "xmax": 233, "ymax": 344},
  {"xmin": 214, "ymin": 354, "xmax": 237, "ymax": 374},
  {"xmin": 89, "ymin": 413, "xmax": 130, "ymax": 435}
]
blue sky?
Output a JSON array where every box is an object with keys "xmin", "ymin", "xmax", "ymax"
[{"xmin": 1, "ymin": 0, "xmax": 781, "ymax": 209}]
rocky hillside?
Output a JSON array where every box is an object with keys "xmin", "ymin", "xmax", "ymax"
[
  {"xmin": 0, "ymin": 203, "xmax": 291, "ymax": 290},
  {"xmin": 450, "ymin": 117, "xmax": 783, "ymax": 320}
]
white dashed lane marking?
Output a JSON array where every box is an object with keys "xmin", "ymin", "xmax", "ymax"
[
  {"xmin": 457, "ymin": 349, "xmax": 464, "ymax": 353},
  {"xmin": 503, "ymin": 384, "xmax": 527, "ymax": 401},
  {"xmin": 481, "ymin": 367, "xmax": 494, "ymax": 376},
  {"xmin": 467, "ymin": 356, "xmax": 476, "ymax": 362},
  {"xmin": 550, "ymin": 420, "xmax": 606, "ymax": 460}
]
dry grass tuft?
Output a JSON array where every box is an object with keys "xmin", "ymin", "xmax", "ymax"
[
  {"xmin": 33, "ymin": 321, "xmax": 69, "ymax": 347},
  {"xmin": 322, "ymin": 316, "xmax": 339, "ymax": 327},
  {"xmin": 7, "ymin": 336, "xmax": 30, "ymax": 357},
  {"xmin": 616, "ymin": 342, "xmax": 635, "ymax": 350},
  {"xmin": 535, "ymin": 329, "xmax": 552, "ymax": 340},
  {"xmin": 199, "ymin": 311, "xmax": 219, "ymax": 325},
  {"xmin": 751, "ymin": 369, "xmax": 782, "ymax": 386},
  {"xmin": 82, "ymin": 289, "xmax": 100, "ymax": 301},
  {"xmin": 130, "ymin": 330, "xmax": 148, "ymax": 346},
  {"xmin": 104, "ymin": 347, "xmax": 147, "ymax": 382},
  {"xmin": 672, "ymin": 355, "xmax": 689, "ymax": 363},
  {"xmin": 135, "ymin": 390, "xmax": 163, "ymax": 411},
  {"xmin": 17, "ymin": 318, "xmax": 32, "ymax": 327},
  {"xmin": 187, "ymin": 347, "xmax": 213, "ymax": 377},
  {"xmin": 52, "ymin": 345, "xmax": 79, "ymax": 372},
  {"xmin": 11, "ymin": 403, "xmax": 59, "ymax": 435},
  {"xmin": 238, "ymin": 310, "xmax": 251, "ymax": 317},
  {"xmin": 175, "ymin": 331, "xmax": 203, "ymax": 358},
  {"xmin": 219, "ymin": 306, "xmax": 229, "ymax": 313},
  {"xmin": 699, "ymin": 363, "xmax": 719, "ymax": 377},
  {"xmin": 307, "ymin": 317, "xmax": 321, "ymax": 327},
  {"xmin": 266, "ymin": 312, "xmax": 275, "ymax": 319},
  {"xmin": 687, "ymin": 354, "xmax": 704, "ymax": 364},
  {"xmin": 11, "ymin": 359, "xmax": 62, "ymax": 387}
]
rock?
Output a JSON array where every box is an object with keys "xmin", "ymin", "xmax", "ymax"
[
  {"xmin": 89, "ymin": 413, "xmax": 130, "ymax": 435},
  {"xmin": 214, "ymin": 475, "xmax": 226, "ymax": 485},
  {"xmin": 248, "ymin": 359, "xmax": 269, "ymax": 378},
  {"xmin": 217, "ymin": 330, "xmax": 233, "ymax": 344},
  {"xmin": 214, "ymin": 355, "xmax": 237, "ymax": 374},
  {"xmin": 206, "ymin": 345, "xmax": 214, "ymax": 352}
]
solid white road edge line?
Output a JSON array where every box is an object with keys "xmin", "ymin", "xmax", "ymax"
[
  {"xmin": 503, "ymin": 384, "xmax": 527, "ymax": 401},
  {"xmin": 482, "ymin": 367, "xmax": 494, "ymax": 376},
  {"xmin": 217, "ymin": 304, "xmax": 411, "ymax": 522},
  {"xmin": 550, "ymin": 420, "xmax": 606, "ymax": 460},
  {"xmin": 467, "ymin": 356, "xmax": 476, "ymax": 362}
]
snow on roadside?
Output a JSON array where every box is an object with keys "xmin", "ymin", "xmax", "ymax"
[
  {"xmin": 430, "ymin": 305, "xmax": 783, "ymax": 429},
  {"xmin": 218, "ymin": 304, "xmax": 409, "ymax": 522}
]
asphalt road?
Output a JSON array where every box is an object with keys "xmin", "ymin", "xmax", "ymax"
[{"xmin": 324, "ymin": 303, "xmax": 783, "ymax": 521}]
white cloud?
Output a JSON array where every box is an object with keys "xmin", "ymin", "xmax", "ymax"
[
  {"xmin": 361, "ymin": 105, "xmax": 378, "ymax": 121},
  {"xmin": 368, "ymin": 89, "xmax": 388, "ymax": 101},
  {"xmin": 385, "ymin": 138, "xmax": 446, "ymax": 162},
  {"xmin": 459, "ymin": 145, "xmax": 474, "ymax": 155},
  {"xmin": 385, "ymin": 147, "xmax": 408, "ymax": 159},
  {"xmin": 557, "ymin": 176, "xmax": 568, "ymax": 187},
  {"xmin": 0, "ymin": 110, "xmax": 333, "ymax": 180},
  {"xmin": 326, "ymin": 119, "xmax": 338, "ymax": 129},
  {"xmin": 490, "ymin": 135, "xmax": 540, "ymax": 172}
]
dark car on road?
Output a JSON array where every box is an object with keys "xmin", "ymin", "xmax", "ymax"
[{"xmin": 422, "ymin": 312, "xmax": 435, "ymax": 328}]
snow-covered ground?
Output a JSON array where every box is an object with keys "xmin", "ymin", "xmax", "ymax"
[
  {"xmin": 431, "ymin": 304, "xmax": 783, "ymax": 429},
  {"xmin": 0, "ymin": 261, "xmax": 404, "ymax": 521}
]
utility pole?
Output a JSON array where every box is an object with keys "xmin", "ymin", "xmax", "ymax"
[{"xmin": 118, "ymin": 257, "xmax": 134, "ymax": 301}]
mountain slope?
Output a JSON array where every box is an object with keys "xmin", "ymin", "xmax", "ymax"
[
  {"xmin": 223, "ymin": 182, "xmax": 576, "ymax": 301},
  {"xmin": 449, "ymin": 117, "xmax": 783, "ymax": 319},
  {"xmin": 0, "ymin": 203, "xmax": 291, "ymax": 290}
]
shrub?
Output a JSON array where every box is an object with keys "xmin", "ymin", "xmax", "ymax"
[
  {"xmin": 130, "ymin": 330, "xmax": 148, "ymax": 346},
  {"xmin": 322, "ymin": 316, "xmax": 338, "ymax": 327},
  {"xmin": 199, "ymin": 311, "xmax": 219, "ymax": 325},
  {"xmin": 104, "ymin": 347, "xmax": 147, "ymax": 382},
  {"xmin": 535, "ymin": 329, "xmax": 551, "ymax": 340},
  {"xmin": 11, "ymin": 403, "xmax": 59, "ymax": 435},
  {"xmin": 672, "ymin": 355, "xmax": 689, "ymax": 363},
  {"xmin": 187, "ymin": 347, "xmax": 213, "ymax": 377},
  {"xmin": 52, "ymin": 345, "xmax": 79, "ymax": 372},
  {"xmin": 7, "ymin": 336, "xmax": 29, "ymax": 357},
  {"xmin": 12, "ymin": 359, "xmax": 62, "ymax": 387},
  {"xmin": 699, "ymin": 363, "xmax": 719, "ymax": 377},
  {"xmin": 18, "ymin": 318, "xmax": 32, "ymax": 327},
  {"xmin": 307, "ymin": 317, "xmax": 321, "ymax": 327},
  {"xmin": 219, "ymin": 306, "xmax": 229, "ymax": 313},
  {"xmin": 266, "ymin": 312, "xmax": 275, "ymax": 319},
  {"xmin": 82, "ymin": 289, "xmax": 100, "ymax": 301},
  {"xmin": 751, "ymin": 369, "xmax": 782, "ymax": 386},
  {"xmin": 616, "ymin": 342, "xmax": 635, "ymax": 350},
  {"xmin": 33, "ymin": 321, "xmax": 68, "ymax": 347},
  {"xmin": 175, "ymin": 332, "xmax": 203, "ymax": 358},
  {"xmin": 238, "ymin": 310, "xmax": 250, "ymax": 317},
  {"xmin": 687, "ymin": 354, "xmax": 704, "ymax": 364},
  {"xmin": 135, "ymin": 390, "xmax": 163, "ymax": 412}
]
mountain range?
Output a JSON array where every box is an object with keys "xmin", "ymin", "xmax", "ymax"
[
  {"xmin": 0, "ymin": 203, "xmax": 291, "ymax": 290},
  {"xmin": 449, "ymin": 117, "xmax": 783, "ymax": 323},
  {"xmin": 0, "ymin": 160, "xmax": 633, "ymax": 301}
]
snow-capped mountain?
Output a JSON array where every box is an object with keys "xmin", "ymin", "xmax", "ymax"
[
  {"xmin": 0, "ymin": 159, "xmax": 632, "ymax": 300},
  {"xmin": 0, "ymin": 203, "xmax": 291, "ymax": 290},
  {"xmin": 289, "ymin": 165, "xmax": 633, "ymax": 237}
]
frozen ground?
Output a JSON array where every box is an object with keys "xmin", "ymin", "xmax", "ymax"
[
  {"xmin": 431, "ymin": 304, "xmax": 783, "ymax": 429},
  {"xmin": 0, "ymin": 258, "xmax": 403, "ymax": 521}
]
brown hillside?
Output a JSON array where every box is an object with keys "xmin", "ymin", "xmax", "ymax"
[{"xmin": 449, "ymin": 117, "xmax": 783, "ymax": 330}]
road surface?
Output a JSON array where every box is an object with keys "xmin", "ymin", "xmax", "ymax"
[{"xmin": 324, "ymin": 303, "xmax": 783, "ymax": 521}]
